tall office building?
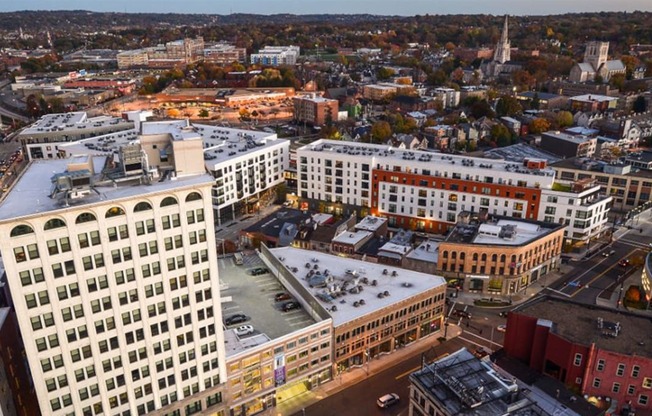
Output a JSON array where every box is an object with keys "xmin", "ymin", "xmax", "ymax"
[{"xmin": 0, "ymin": 135, "xmax": 227, "ymax": 415}]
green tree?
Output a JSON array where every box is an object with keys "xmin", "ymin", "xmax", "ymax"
[
  {"xmin": 490, "ymin": 124, "xmax": 512, "ymax": 147},
  {"xmin": 495, "ymin": 95, "xmax": 523, "ymax": 117},
  {"xmin": 376, "ymin": 67, "xmax": 395, "ymax": 81},
  {"xmin": 469, "ymin": 100, "xmax": 495, "ymax": 119},
  {"xmin": 530, "ymin": 92, "xmax": 540, "ymax": 110},
  {"xmin": 198, "ymin": 109, "xmax": 209, "ymax": 118},
  {"xmin": 371, "ymin": 121, "xmax": 392, "ymax": 143}
]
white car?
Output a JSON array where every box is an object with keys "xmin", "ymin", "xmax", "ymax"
[
  {"xmin": 497, "ymin": 324, "xmax": 507, "ymax": 333},
  {"xmin": 377, "ymin": 393, "xmax": 400, "ymax": 408},
  {"xmin": 234, "ymin": 325, "xmax": 254, "ymax": 337}
]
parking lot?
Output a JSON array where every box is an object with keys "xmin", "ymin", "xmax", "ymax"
[{"xmin": 218, "ymin": 251, "xmax": 316, "ymax": 345}]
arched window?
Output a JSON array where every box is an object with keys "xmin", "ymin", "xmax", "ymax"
[
  {"xmin": 134, "ymin": 202, "xmax": 153, "ymax": 212},
  {"xmin": 451, "ymin": 252, "xmax": 457, "ymax": 260},
  {"xmin": 500, "ymin": 254, "xmax": 507, "ymax": 263},
  {"xmin": 511, "ymin": 255, "xmax": 517, "ymax": 263},
  {"xmin": 186, "ymin": 192, "xmax": 202, "ymax": 202},
  {"xmin": 76, "ymin": 212, "xmax": 96, "ymax": 224},
  {"xmin": 491, "ymin": 254, "xmax": 498, "ymax": 262},
  {"xmin": 10, "ymin": 224, "xmax": 34, "ymax": 237},
  {"xmin": 106, "ymin": 207, "xmax": 125, "ymax": 218},
  {"xmin": 160, "ymin": 197, "xmax": 178, "ymax": 207},
  {"xmin": 481, "ymin": 253, "xmax": 487, "ymax": 261},
  {"xmin": 44, "ymin": 218, "xmax": 66, "ymax": 230},
  {"xmin": 442, "ymin": 251, "xmax": 448, "ymax": 259},
  {"xmin": 460, "ymin": 252, "xmax": 466, "ymax": 260},
  {"xmin": 473, "ymin": 253, "xmax": 478, "ymax": 261}
]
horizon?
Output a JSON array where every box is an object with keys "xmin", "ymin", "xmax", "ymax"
[{"xmin": 1, "ymin": 0, "xmax": 651, "ymax": 16}]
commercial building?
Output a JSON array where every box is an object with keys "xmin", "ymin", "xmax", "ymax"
[
  {"xmin": 57, "ymin": 119, "xmax": 290, "ymax": 227},
  {"xmin": 203, "ymin": 44, "xmax": 247, "ymax": 65},
  {"xmin": 408, "ymin": 348, "xmax": 576, "ymax": 416},
  {"xmin": 250, "ymin": 46, "xmax": 300, "ymax": 66},
  {"xmin": 116, "ymin": 38, "xmax": 204, "ymax": 69},
  {"xmin": 540, "ymin": 131, "xmax": 597, "ymax": 159},
  {"xmin": 551, "ymin": 157, "xmax": 652, "ymax": 214},
  {"xmin": 16, "ymin": 112, "xmax": 136, "ymax": 160},
  {"xmin": 570, "ymin": 94, "xmax": 618, "ymax": 112},
  {"xmin": 504, "ymin": 296, "xmax": 652, "ymax": 416},
  {"xmin": 0, "ymin": 139, "xmax": 227, "ymax": 415},
  {"xmin": 435, "ymin": 214, "xmax": 565, "ymax": 296},
  {"xmin": 293, "ymin": 95, "xmax": 339, "ymax": 126}
]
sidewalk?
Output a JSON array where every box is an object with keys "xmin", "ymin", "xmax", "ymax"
[{"xmin": 273, "ymin": 324, "xmax": 463, "ymax": 416}]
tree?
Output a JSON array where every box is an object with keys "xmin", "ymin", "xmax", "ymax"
[
  {"xmin": 529, "ymin": 118, "xmax": 551, "ymax": 134},
  {"xmin": 198, "ymin": 109, "xmax": 209, "ymax": 118},
  {"xmin": 376, "ymin": 67, "xmax": 395, "ymax": 81},
  {"xmin": 609, "ymin": 73, "xmax": 626, "ymax": 91},
  {"xmin": 469, "ymin": 100, "xmax": 495, "ymax": 119},
  {"xmin": 556, "ymin": 111, "xmax": 574, "ymax": 128},
  {"xmin": 633, "ymin": 95, "xmax": 647, "ymax": 113},
  {"xmin": 490, "ymin": 124, "xmax": 512, "ymax": 147},
  {"xmin": 624, "ymin": 286, "xmax": 641, "ymax": 303},
  {"xmin": 371, "ymin": 121, "xmax": 392, "ymax": 143},
  {"xmin": 495, "ymin": 95, "xmax": 523, "ymax": 117},
  {"xmin": 166, "ymin": 108, "xmax": 180, "ymax": 118},
  {"xmin": 530, "ymin": 92, "xmax": 541, "ymax": 110}
]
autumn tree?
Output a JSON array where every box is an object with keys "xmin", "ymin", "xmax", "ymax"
[
  {"xmin": 198, "ymin": 109, "xmax": 209, "ymax": 118},
  {"xmin": 495, "ymin": 95, "xmax": 523, "ymax": 117},
  {"xmin": 371, "ymin": 121, "xmax": 392, "ymax": 143},
  {"xmin": 490, "ymin": 124, "xmax": 512, "ymax": 147},
  {"xmin": 556, "ymin": 111, "xmax": 574, "ymax": 128},
  {"xmin": 529, "ymin": 118, "xmax": 551, "ymax": 134},
  {"xmin": 166, "ymin": 108, "xmax": 180, "ymax": 118}
]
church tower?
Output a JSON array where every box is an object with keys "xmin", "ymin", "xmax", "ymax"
[
  {"xmin": 584, "ymin": 41, "xmax": 609, "ymax": 71},
  {"xmin": 493, "ymin": 15, "xmax": 511, "ymax": 64}
]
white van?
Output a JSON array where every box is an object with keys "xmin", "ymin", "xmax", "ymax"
[{"xmin": 233, "ymin": 252, "xmax": 244, "ymax": 265}]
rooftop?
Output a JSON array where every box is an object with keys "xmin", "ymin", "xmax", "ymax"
[
  {"xmin": 59, "ymin": 120, "xmax": 288, "ymax": 171},
  {"xmin": 410, "ymin": 348, "xmax": 549, "ymax": 415},
  {"xmin": 571, "ymin": 94, "xmax": 618, "ymax": 103},
  {"xmin": 446, "ymin": 215, "xmax": 561, "ymax": 246},
  {"xmin": 405, "ymin": 239, "xmax": 440, "ymax": 264},
  {"xmin": 332, "ymin": 230, "xmax": 372, "ymax": 245},
  {"xmin": 484, "ymin": 143, "xmax": 561, "ymax": 165},
  {"xmin": 355, "ymin": 216, "xmax": 387, "ymax": 233},
  {"xmin": 542, "ymin": 131, "xmax": 595, "ymax": 144},
  {"xmin": 20, "ymin": 112, "xmax": 132, "ymax": 136},
  {"xmin": 0, "ymin": 156, "xmax": 214, "ymax": 222},
  {"xmin": 267, "ymin": 247, "xmax": 446, "ymax": 326},
  {"xmin": 515, "ymin": 296, "xmax": 652, "ymax": 357},
  {"xmin": 300, "ymin": 139, "xmax": 556, "ymax": 179}
]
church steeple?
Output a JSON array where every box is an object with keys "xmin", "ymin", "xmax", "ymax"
[{"xmin": 493, "ymin": 15, "xmax": 511, "ymax": 64}]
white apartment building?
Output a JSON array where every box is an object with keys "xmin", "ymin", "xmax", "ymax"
[
  {"xmin": 432, "ymin": 87, "xmax": 460, "ymax": 109},
  {"xmin": 57, "ymin": 119, "xmax": 290, "ymax": 226},
  {"xmin": 17, "ymin": 112, "xmax": 136, "ymax": 160},
  {"xmin": 0, "ymin": 141, "xmax": 227, "ymax": 415},
  {"xmin": 539, "ymin": 183, "xmax": 612, "ymax": 248},
  {"xmin": 297, "ymin": 140, "xmax": 557, "ymax": 231},
  {"xmin": 250, "ymin": 46, "xmax": 300, "ymax": 66}
]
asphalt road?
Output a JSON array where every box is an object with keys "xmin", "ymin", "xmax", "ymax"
[{"xmin": 549, "ymin": 213, "xmax": 652, "ymax": 305}]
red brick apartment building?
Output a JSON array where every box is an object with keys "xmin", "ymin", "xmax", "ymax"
[{"xmin": 504, "ymin": 296, "xmax": 652, "ymax": 416}]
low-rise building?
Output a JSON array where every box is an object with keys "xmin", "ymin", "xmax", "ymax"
[
  {"xmin": 293, "ymin": 95, "xmax": 339, "ymax": 126},
  {"xmin": 505, "ymin": 296, "xmax": 652, "ymax": 416},
  {"xmin": 540, "ymin": 131, "xmax": 597, "ymax": 158},
  {"xmin": 570, "ymin": 94, "xmax": 618, "ymax": 112},
  {"xmin": 203, "ymin": 43, "xmax": 247, "ymax": 65}
]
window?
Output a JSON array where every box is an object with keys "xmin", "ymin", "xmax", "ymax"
[
  {"xmin": 134, "ymin": 201, "xmax": 153, "ymax": 212},
  {"xmin": 613, "ymin": 382, "xmax": 621, "ymax": 393},
  {"xmin": 186, "ymin": 192, "xmax": 202, "ymax": 202},
  {"xmin": 573, "ymin": 353, "xmax": 582, "ymax": 366},
  {"xmin": 643, "ymin": 377, "xmax": 652, "ymax": 389},
  {"xmin": 617, "ymin": 363, "xmax": 626, "ymax": 377},
  {"xmin": 161, "ymin": 197, "xmax": 178, "ymax": 207},
  {"xmin": 44, "ymin": 218, "xmax": 66, "ymax": 230},
  {"xmin": 639, "ymin": 395, "xmax": 649, "ymax": 406},
  {"xmin": 593, "ymin": 378, "xmax": 601, "ymax": 388},
  {"xmin": 596, "ymin": 359, "xmax": 605, "ymax": 371},
  {"xmin": 632, "ymin": 365, "xmax": 640, "ymax": 378},
  {"xmin": 10, "ymin": 224, "xmax": 34, "ymax": 237},
  {"xmin": 76, "ymin": 212, "xmax": 96, "ymax": 224},
  {"xmin": 106, "ymin": 207, "xmax": 125, "ymax": 218}
]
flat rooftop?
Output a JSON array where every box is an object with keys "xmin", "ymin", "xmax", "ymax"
[
  {"xmin": 268, "ymin": 247, "xmax": 446, "ymax": 326},
  {"xmin": 405, "ymin": 239, "xmax": 440, "ymax": 264},
  {"xmin": 355, "ymin": 216, "xmax": 387, "ymax": 232},
  {"xmin": 301, "ymin": 139, "xmax": 556, "ymax": 179},
  {"xmin": 516, "ymin": 296, "xmax": 652, "ymax": 357},
  {"xmin": 542, "ymin": 131, "xmax": 595, "ymax": 144},
  {"xmin": 0, "ymin": 156, "xmax": 214, "ymax": 222},
  {"xmin": 332, "ymin": 230, "xmax": 372, "ymax": 245},
  {"xmin": 58, "ymin": 120, "xmax": 288, "ymax": 171},
  {"xmin": 446, "ymin": 217, "xmax": 559, "ymax": 246},
  {"xmin": 484, "ymin": 143, "xmax": 561, "ymax": 165},
  {"xmin": 411, "ymin": 348, "xmax": 548, "ymax": 415},
  {"xmin": 20, "ymin": 112, "xmax": 132, "ymax": 136}
]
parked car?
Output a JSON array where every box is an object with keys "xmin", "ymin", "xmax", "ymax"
[
  {"xmin": 250, "ymin": 267, "xmax": 269, "ymax": 276},
  {"xmin": 474, "ymin": 347, "xmax": 491, "ymax": 359},
  {"xmin": 618, "ymin": 259, "xmax": 631, "ymax": 267},
  {"xmin": 224, "ymin": 314, "xmax": 248, "ymax": 326},
  {"xmin": 274, "ymin": 293, "xmax": 292, "ymax": 302},
  {"xmin": 234, "ymin": 325, "xmax": 254, "ymax": 337},
  {"xmin": 497, "ymin": 324, "xmax": 507, "ymax": 333},
  {"xmin": 377, "ymin": 393, "xmax": 400, "ymax": 408},
  {"xmin": 452, "ymin": 309, "xmax": 472, "ymax": 319},
  {"xmin": 602, "ymin": 250, "xmax": 616, "ymax": 257},
  {"xmin": 281, "ymin": 301, "xmax": 301, "ymax": 312}
]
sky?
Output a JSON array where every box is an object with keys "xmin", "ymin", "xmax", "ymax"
[{"xmin": 1, "ymin": 0, "xmax": 651, "ymax": 16}]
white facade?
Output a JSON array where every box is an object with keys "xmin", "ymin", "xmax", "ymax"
[
  {"xmin": 0, "ymin": 158, "xmax": 226, "ymax": 416},
  {"xmin": 250, "ymin": 46, "xmax": 300, "ymax": 66},
  {"xmin": 432, "ymin": 87, "xmax": 460, "ymax": 109},
  {"xmin": 539, "ymin": 185, "xmax": 612, "ymax": 245}
]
